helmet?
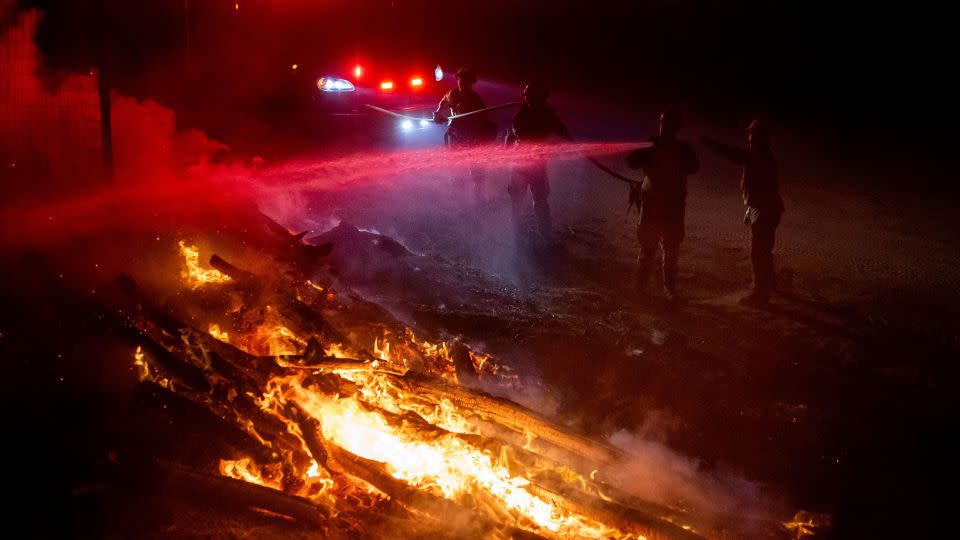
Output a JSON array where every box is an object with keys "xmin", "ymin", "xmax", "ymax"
[
  {"xmin": 748, "ymin": 119, "xmax": 771, "ymax": 142},
  {"xmin": 521, "ymin": 81, "xmax": 549, "ymax": 102},
  {"xmin": 456, "ymin": 66, "xmax": 477, "ymax": 85},
  {"xmin": 658, "ymin": 109, "xmax": 683, "ymax": 135}
]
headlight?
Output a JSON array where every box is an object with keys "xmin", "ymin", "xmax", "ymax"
[
  {"xmin": 434, "ymin": 65, "xmax": 443, "ymax": 82},
  {"xmin": 317, "ymin": 76, "xmax": 355, "ymax": 92}
]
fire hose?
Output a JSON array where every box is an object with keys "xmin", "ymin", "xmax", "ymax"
[
  {"xmin": 363, "ymin": 104, "xmax": 425, "ymax": 122},
  {"xmin": 446, "ymin": 101, "xmax": 523, "ymax": 121},
  {"xmin": 364, "ymin": 102, "xmax": 525, "ymax": 122}
]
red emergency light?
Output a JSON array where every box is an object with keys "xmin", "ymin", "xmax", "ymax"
[
  {"xmin": 380, "ymin": 81, "xmax": 394, "ymax": 91},
  {"xmin": 354, "ymin": 65, "xmax": 363, "ymax": 79},
  {"xmin": 410, "ymin": 77, "xmax": 423, "ymax": 87}
]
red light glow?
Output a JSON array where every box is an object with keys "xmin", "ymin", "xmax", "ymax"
[
  {"xmin": 410, "ymin": 77, "xmax": 423, "ymax": 87},
  {"xmin": 380, "ymin": 81, "xmax": 394, "ymax": 91},
  {"xmin": 354, "ymin": 65, "xmax": 362, "ymax": 78}
]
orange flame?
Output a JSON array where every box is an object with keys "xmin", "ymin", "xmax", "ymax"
[
  {"xmin": 219, "ymin": 457, "xmax": 281, "ymax": 489},
  {"xmin": 784, "ymin": 511, "xmax": 831, "ymax": 539},
  {"xmin": 208, "ymin": 323, "xmax": 229, "ymax": 342},
  {"xmin": 178, "ymin": 241, "xmax": 230, "ymax": 289},
  {"xmin": 324, "ymin": 342, "xmax": 349, "ymax": 358},
  {"xmin": 168, "ymin": 241, "xmax": 633, "ymax": 536},
  {"xmin": 262, "ymin": 376, "xmax": 627, "ymax": 538},
  {"xmin": 132, "ymin": 345, "xmax": 174, "ymax": 390}
]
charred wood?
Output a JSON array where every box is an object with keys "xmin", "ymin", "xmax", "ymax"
[
  {"xmin": 208, "ymin": 254, "xmax": 259, "ymax": 284},
  {"xmin": 134, "ymin": 381, "xmax": 278, "ymax": 465},
  {"xmin": 525, "ymin": 483, "xmax": 706, "ymax": 540},
  {"xmin": 394, "ymin": 372, "xmax": 622, "ymax": 465},
  {"xmin": 154, "ymin": 459, "xmax": 331, "ymax": 526},
  {"xmin": 318, "ymin": 436, "xmax": 542, "ymax": 539},
  {"xmin": 358, "ymin": 397, "xmax": 689, "ymax": 539},
  {"xmin": 258, "ymin": 211, "xmax": 333, "ymax": 270},
  {"xmin": 207, "ymin": 253, "xmax": 350, "ymax": 350}
]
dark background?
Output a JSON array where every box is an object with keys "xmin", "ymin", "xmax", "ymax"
[{"xmin": 19, "ymin": 0, "xmax": 954, "ymax": 173}]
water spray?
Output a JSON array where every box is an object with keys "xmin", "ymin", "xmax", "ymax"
[{"xmin": 365, "ymin": 102, "xmax": 648, "ymax": 187}]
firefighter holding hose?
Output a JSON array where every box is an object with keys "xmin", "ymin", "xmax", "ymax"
[
  {"xmin": 433, "ymin": 67, "xmax": 497, "ymax": 203},
  {"xmin": 506, "ymin": 81, "xmax": 569, "ymax": 241},
  {"xmin": 702, "ymin": 120, "xmax": 784, "ymax": 305},
  {"xmin": 626, "ymin": 110, "xmax": 699, "ymax": 301}
]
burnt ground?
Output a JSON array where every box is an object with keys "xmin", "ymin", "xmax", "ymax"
[{"xmin": 2, "ymin": 142, "xmax": 958, "ymax": 539}]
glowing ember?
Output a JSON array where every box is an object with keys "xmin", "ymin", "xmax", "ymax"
[
  {"xmin": 323, "ymin": 342, "xmax": 349, "ymax": 358},
  {"xmin": 132, "ymin": 346, "xmax": 172, "ymax": 389},
  {"xmin": 220, "ymin": 457, "xmax": 281, "ymax": 490},
  {"xmin": 258, "ymin": 323, "xmax": 304, "ymax": 356},
  {"xmin": 208, "ymin": 323, "xmax": 229, "ymax": 342},
  {"xmin": 248, "ymin": 322, "xmax": 301, "ymax": 355},
  {"xmin": 225, "ymin": 307, "xmax": 309, "ymax": 356},
  {"xmin": 338, "ymin": 370, "xmax": 475, "ymax": 434},
  {"xmin": 132, "ymin": 346, "xmax": 147, "ymax": 380},
  {"xmin": 178, "ymin": 240, "xmax": 231, "ymax": 289},
  {"xmin": 373, "ymin": 336, "xmax": 392, "ymax": 362},
  {"xmin": 784, "ymin": 511, "xmax": 831, "ymax": 539}
]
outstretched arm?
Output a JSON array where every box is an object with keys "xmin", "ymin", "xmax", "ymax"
[
  {"xmin": 626, "ymin": 147, "xmax": 650, "ymax": 170},
  {"xmin": 701, "ymin": 136, "xmax": 747, "ymax": 165}
]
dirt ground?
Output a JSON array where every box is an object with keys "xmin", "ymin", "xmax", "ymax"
[
  {"xmin": 2, "ymin": 133, "xmax": 957, "ymax": 539},
  {"xmin": 277, "ymin": 141, "xmax": 960, "ymax": 538}
]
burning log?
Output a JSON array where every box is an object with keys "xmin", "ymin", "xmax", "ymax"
[
  {"xmin": 134, "ymin": 312, "xmax": 275, "ymax": 390},
  {"xmin": 154, "ymin": 459, "xmax": 331, "ymax": 526},
  {"xmin": 124, "ymin": 299, "xmax": 326, "ymax": 485},
  {"xmin": 313, "ymin": 426, "xmax": 540, "ymax": 539},
  {"xmin": 346, "ymin": 391, "xmax": 699, "ymax": 540},
  {"xmin": 259, "ymin": 212, "xmax": 331, "ymax": 253},
  {"xmin": 131, "ymin": 343, "xmax": 277, "ymax": 465},
  {"xmin": 525, "ymin": 483, "xmax": 706, "ymax": 540},
  {"xmin": 394, "ymin": 372, "xmax": 623, "ymax": 465},
  {"xmin": 280, "ymin": 338, "xmax": 407, "ymax": 375},
  {"xmin": 275, "ymin": 296, "xmax": 351, "ymax": 352},
  {"xmin": 114, "ymin": 233, "xmax": 743, "ymax": 539},
  {"xmin": 209, "ymin": 254, "xmax": 258, "ymax": 284},
  {"xmin": 280, "ymin": 356, "xmax": 408, "ymax": 376},
  {"xmin": 132, "ymin": 337, "xmax": 311, "ymax": 473},
  {"xmin": 300, "ymin": 371, "xmax": 361, "ymax": 397},
  {"xmin": 207, "ymin": 253, "xmax": 351, "ymax": 353},
  {"xmin": 138, "ymin": 381, "xmax": 279, "ymax": 465}
]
